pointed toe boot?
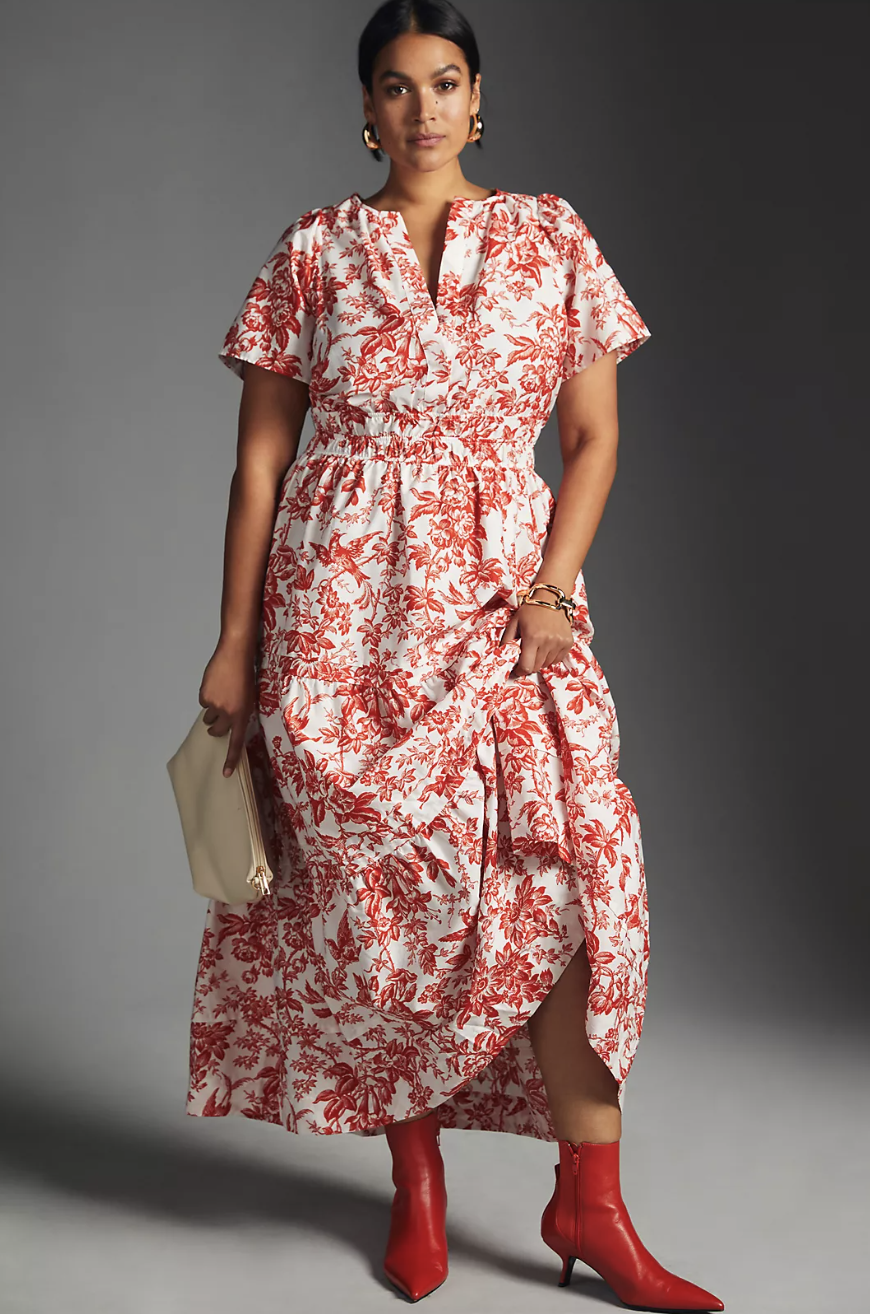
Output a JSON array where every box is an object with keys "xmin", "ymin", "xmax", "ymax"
[
  {"xmin": 383, "ymin": 1111, "xmax": 448, "ymax": 1302},
  {"xmin": 541, "ymin": 1138, "xmax": 724, "ymax": 1312}
]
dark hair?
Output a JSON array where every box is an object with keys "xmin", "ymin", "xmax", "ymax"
[{"xmin": 358, "ymin": 0, "xmax": 483, "ymax": 163}]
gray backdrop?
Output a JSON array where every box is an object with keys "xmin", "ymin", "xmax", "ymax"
[{"xmin": 1, "ymin": 2, "xmax": 866, "ymax": 1312}]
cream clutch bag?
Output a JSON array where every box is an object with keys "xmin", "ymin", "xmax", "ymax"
[{"xmin": 166, "ymin": 708, "xmax": 274, "ymax": 904}]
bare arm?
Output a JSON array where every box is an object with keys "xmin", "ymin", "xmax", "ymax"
[
  {"xmin": 199, "ymin": 363, "xmax": 310, "ymax": 774},
  {"xmin": 536, "ymin": 348, "xmax": 620, "ymax": 592},
  {"xmin": 500, "ymin": 349, "xmax": 620, "ymax": 675}
]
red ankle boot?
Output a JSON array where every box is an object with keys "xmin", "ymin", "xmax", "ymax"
[
  {"xmin": 383, "ymin": 1111, "xmax": 448, "ymax": 1302},
  {"xmin": 541, "ymin": 1139, "xmax": 724, "ymax": 1312}
]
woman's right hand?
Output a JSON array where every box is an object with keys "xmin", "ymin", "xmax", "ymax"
[{"xmin": 198, "ymin": 640, "xmax": 257, "ymax": 777}]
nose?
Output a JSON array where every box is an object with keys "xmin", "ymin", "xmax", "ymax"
[{"xmin": 411, "ymin": 89, "xmax": 440, "ymax": 120}]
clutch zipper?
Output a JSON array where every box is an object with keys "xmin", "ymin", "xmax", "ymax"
[{"xmin": 237, "ymin": 747, "xmax": 272, "ymax": 899}]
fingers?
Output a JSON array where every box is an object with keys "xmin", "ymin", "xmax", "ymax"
[
  {"xmin": 198, "ymin": 655, "xmax": 256, "ymax": 776},
  {"xmin": 199, "ymin": 701, "xmax": 246, "ymax": 777},
  {"xmin": 510, "ymin": 639, "xmax": 574, "ymax": 678},
  {"xmin": 223, "ymin": 723, "xmax": 244, "ymax": 778},
  {"xmin": 500, "ymin": 615, "xmax": 520, "ymax": 645},
  {"xmin": 218, "ymin": 715, "xmax": 249, "ymax": 777},
  {"xmin": 202, "ymin": 707, "xmax": 232, "ymax": 735},
  {"xmin": 510, "ymin": 643, "xmax": 538, "ymax": 678}
]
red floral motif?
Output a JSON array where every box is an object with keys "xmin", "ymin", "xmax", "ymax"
[{"xmin": 186, "ymin": 190, "xmax": 651, "ymax": 1140}]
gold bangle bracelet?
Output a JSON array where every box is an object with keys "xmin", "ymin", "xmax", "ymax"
[
  {"xmin": 518, "ymin": 583, "xmax": 577, "ymax": 623},
  {"xmin": 525, "ymin": 582, "xmax": 567, "ymax": 602}
]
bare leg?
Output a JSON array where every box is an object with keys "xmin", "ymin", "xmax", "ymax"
[{"xmin": 527, "ymin": 940, "xmax": 621, "ymax": 1144}]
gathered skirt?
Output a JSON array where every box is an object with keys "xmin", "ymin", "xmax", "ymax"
[{"xmin": 186, "ymin": 425, "xmax": 650, "ymax": 1140}]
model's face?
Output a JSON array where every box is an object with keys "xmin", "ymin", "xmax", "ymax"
[{"xmin": 363, "ymin": 33, "xmax": 481, "ymax": 172}]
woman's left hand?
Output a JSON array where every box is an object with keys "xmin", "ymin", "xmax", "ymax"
[{"xmin": 499, "ymin": 599, "xmax": 574, "ymax": 678}]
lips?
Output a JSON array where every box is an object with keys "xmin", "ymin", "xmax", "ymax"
[{"xmin": 410, "ymin": 134, "xmax": 443, "ymax": 144}]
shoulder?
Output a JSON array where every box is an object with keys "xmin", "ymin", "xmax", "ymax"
[
  {"xmin": 497, "ymin": 190, "xmax": 592, "ymax": 256},
  {"xmin": 268, "ymin": 204, "xmax": 326, "ymax": 253},
  {"xmin": 530, "ymin": 192, "xmax": 588, "ymax": 246},
  {"xmin": 269, "ymin": 197, "xmax": 376, "ymax": 260}
]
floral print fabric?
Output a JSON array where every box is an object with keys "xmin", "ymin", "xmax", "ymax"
[{"xmin": 186, "ymin": 189, "xmax": 651, "ymax": 1140}]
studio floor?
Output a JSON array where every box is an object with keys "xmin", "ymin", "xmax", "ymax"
[{"xmin": 0, "ymin": 1012, "xmax": 864, "ymax": 1314}]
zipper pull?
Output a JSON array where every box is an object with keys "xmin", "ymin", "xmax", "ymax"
[
  {"xmin": 571, "ymin": 1145, "xmax": 580, "ymax": 1175},
  {"xmin": 249, "ymin": 865, "xmax": 271, "ymax": 898}
]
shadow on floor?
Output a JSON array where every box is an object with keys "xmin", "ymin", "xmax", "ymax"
[{"xmin": 0, "ymin": 1091, "xmax": 621, "ymax": 1306}]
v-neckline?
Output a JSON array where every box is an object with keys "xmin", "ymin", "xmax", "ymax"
[{"xmin": 353, "ymin": 189, "xmax": 505, "ymax": 316}]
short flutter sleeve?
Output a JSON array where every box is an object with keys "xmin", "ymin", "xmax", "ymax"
[
  {"xmin": 218, "ymin": 212, "xmax": 319, "ymax": 383},
  {"xmin": 539, "ymin": 193, "xmax": 651, "ymax": 381}
]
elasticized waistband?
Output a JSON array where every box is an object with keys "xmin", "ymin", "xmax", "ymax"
[{"xmin": 305, "ymin": 406, "xmax": 539, "ymax": 469}]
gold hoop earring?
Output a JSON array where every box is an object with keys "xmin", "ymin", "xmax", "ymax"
[
  {"xmin": 362, "ymin": 121, "xmax": 381, "ymax": 151},
  {"xmin": 467, "ymin": 112, "xmax": 484, "ymax": 143}
]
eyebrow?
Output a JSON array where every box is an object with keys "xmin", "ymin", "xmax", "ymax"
[{"xmin": 377, "ymin": 63, "xmax": 463, "ymax": 82}]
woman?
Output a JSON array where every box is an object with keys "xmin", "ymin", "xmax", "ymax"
[{"xmin": 186, "ymin": 1, "xmax": 724, "ymax": 1309}]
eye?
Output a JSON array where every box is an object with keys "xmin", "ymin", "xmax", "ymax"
[{"xmin": 384, "ymin": 79, "xmax": 457, "ymax": 96}]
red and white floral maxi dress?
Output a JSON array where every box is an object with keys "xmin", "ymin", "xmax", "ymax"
[{"xmin": 186, "ymin": 189, "xmax": 652, "ymax": 1141}]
